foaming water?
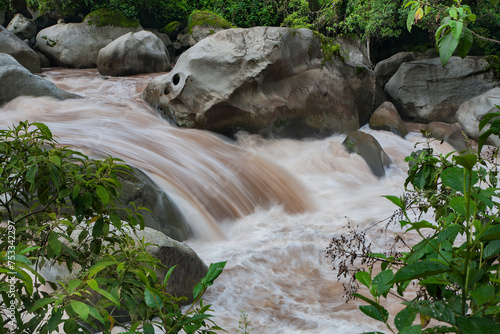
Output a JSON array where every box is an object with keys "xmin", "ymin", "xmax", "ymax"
[
  {"xmin": 0, "ymin": 69, "xmax": 312, "ymax": 240},
  {"xmin": 1, "ymin": 69, "xmax": 457, "ymax": 332},
  {"xmin": 187, "ymin": 129, "xmax": 456, "ymax": 333}
]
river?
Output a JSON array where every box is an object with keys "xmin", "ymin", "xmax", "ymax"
[{"xmin": 0, "ymin": 68, "xmax": 455, "ymax": 333}]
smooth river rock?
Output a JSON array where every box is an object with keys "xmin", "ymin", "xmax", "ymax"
[
  {"xmin": 385, "ymin": 56, "xmax": 498, "ymax": 123},
  {"xmin": 142, "ymin": 27, "xmax": 381, "ymax": 138}
]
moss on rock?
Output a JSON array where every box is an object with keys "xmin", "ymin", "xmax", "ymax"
[
  {"xmin": 162, "ymin": 21, "xmax": 181, "ymax": 37},
  {"xmin": 312, "ymin": 31, "xmax": 342, "ymax": 65},
  {"xmin": 84, "ymin": 8, "xmax": 140, "ymax": 28},
  {"xmin": 485, "ymin": 55, "xmax": 500, "ymax": 81},
  {"xmin": 187, "ymin": 10, "xmax": 234, "ymax": 34}
]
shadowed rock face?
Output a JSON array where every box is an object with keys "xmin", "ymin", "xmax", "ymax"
[
  {"xmin": 0, "ymin": 26, "xmax": 41, "ymax": 73},
  {"xmin": 142, "ymin": 27, "xmax": 379, "ymax": 138},
  {"xmin": 385, "ymin": 56, "xmax": 498, "ymax": 123},
  {"xmin": 342, "ymin": 131, "xmax": 391, "ymax": 177}
]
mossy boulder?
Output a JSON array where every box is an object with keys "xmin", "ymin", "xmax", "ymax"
[
  {"xmin": 83, "ymin": 8, "xmax": 140, "ymax": 28},
  {"xmin": 188, "ymin": 10, "xmax": 233, "ymax": 34},
  {"xmin": 162, "ymin": 21, "xmax": 182, "ymax": 39},
  {"xmin": 180, "ymin": 10, "xmax": 235, "ymax": 48}
]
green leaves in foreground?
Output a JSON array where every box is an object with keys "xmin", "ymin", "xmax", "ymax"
[{"xmin": 341, "ymin": 107, "xmax": 500, "ymax": 333}]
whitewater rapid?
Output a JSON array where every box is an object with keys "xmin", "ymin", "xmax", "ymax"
[{"xmin": 0, "ymin": 69, "xmax": 456, "ymax": 333}]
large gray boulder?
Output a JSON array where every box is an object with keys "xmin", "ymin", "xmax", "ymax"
[
  {"xmin": 36, "ymin": 13, "xmax": 142, "ymax": 68},
  {"xmin": 7, "ymin": 13, "xmax": 37, "ymax": 40},
  {"xmin": 97, "ymin": 31, "xmax": 170, "ymax": 76},
  {"xmin": 0, "ymin": 53, "xmax": 79, "ymax": 105},
  {"xmin": 385, "ymin": 56, "xmax": 498, "ymax": 123},
  {"xmin": 342, "ymin": 131, "xmax": 391, "ymax": 177},
  {"xmin": 0, "ymin": 25, "xmax": 40, "ymax": 73},
  {"xmin": 456, "ymin": 87, "xmax": 500, "ymax": 146},
  {"xmin": 375, "ymin": 52, "xmax": 429, "ymax": 87},
  {"xmin": 142, "ymin": 27, "xmax": 379, "ymax": 138}
]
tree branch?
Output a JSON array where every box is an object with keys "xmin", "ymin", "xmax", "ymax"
[{"xmin": 471, "ymin": 30, "xmax": 500, "ymax": 45}]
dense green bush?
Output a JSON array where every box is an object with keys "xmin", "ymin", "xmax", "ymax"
[
  {"xmin": 327, "ymin": 110, "xmax": 500, "ymax": 333},
  {"xmin": 0, "ymin": 121, "xmax": 224, "ymax": 333}
]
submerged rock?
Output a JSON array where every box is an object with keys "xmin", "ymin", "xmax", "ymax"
[
  {"xmin": 342, "ymin": 131, "xmax": 391, "ymax": 177},
  {"xmin": 142, "ymin": 27, "xmax": 379, "ymax": 138},
  {"xmin": 117, "ymin": 166, "xmax": 189, "ymax": 241},
  {"xmin": 369, "ymin": 101, "xmax": 407, "ymax": 138},
  {"xmin": 423, "ymin": 122, "xmax": 470, "ymax": 153},
  {"xmin": 0, "ymin": 53, "xmax": 79, "ymax": 105}
]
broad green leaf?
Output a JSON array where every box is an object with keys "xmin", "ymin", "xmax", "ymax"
[
  {"xmin": 359, "ymin": 304, "xmax": 389, "ymax": 322},
  {"xmin": 193, "ymin": 282, "xmax": 204, "ymax": 300},
  {"xmin": 400, "ymin": 325, "xmax": 422, "ymax": 334},
  {"xmin": 144, "ymin": 288, "xmax": 164, "ymax": 310},
  {"xmin": 454, "ymin": 154, "xmax": 477, "ymax": 171},
  {"xmin": 480, "ymin": 225, "xmax": 500, "ymax": 241},
  {"xmin": 457, "ymin": 27, "xmax": 473, "ymax": 58},
  {"xmin": 479, "ymin": 112, "xmax": 500, "ymax": 131},
  {"xmin": 356, "ymin": 271, "xmax": 372, "ymax": 288},
  {"xmin": 26, "ymin": 166, "xmax": 38, "ymax": 183},
  {"xmin": 49, "ymin": 155, "xmax": 61, "ymax": 167},
  {"xmin": 30, "ymin": 297, "xmax": 59, "ymax": 312},
  {"xmin": 63, "ymin": 319, "xmax": 78, "ymax": 333},
  {"xmin": 87, "ymin": 260, "xmax": 118, "ymax": 278},
  {"xmin": 203, "ymin": 261, "xmax": 226, "ymax": 286},
  {"xmin": 457, "ymin": 316, "xmax": 500, "ymax": 334},
  {"xmin": 449, "ymin": 19, "xmax": 463, "ymax": 40},
  {"xmin": 395, "ymin": 308, "xmax": 417, "ymax": 331},
  {"xmin": 470, "ymin": 285, "xmax": 495, "ymax": 306},
  {"xmin": 87, "ymin": 279, "xmax": 98, "ymax": 290},
  {"xmin": 47, "ymin": 231, "xmax": 62, "ymax": 258},
  {"xmin": 450, "ymin": 196, "xmax": 469, "ymax": 217},
  {"xmin": 47, "ymin": 308, "xmax": 63, "ymax": 333},
  {"xmin": 32, "ymin": 122, "xmax": 53, "ymax": 139},
  {"xmin": 95, "ymin": 185, "xmax": 109, "ymax": 206},
  {"xmin": 407, "ymin": 6, "xmax": 419, "ymax": 32},
  {"xmin": 438, "ymin": 30, "xmax": 459, "ymax": 67},
  {"xmin": 372, "ymin": 270, "xmax": 394, "ymax": 297},
  {"xmin": 384, "ymin": 195, "xmax": 404, "ymax": 209},
  {"xmin": 164, "ymin": 265, "xmax": 177, "ymax": 286},
  {"xmin": 392, "ymin": 261, "xmax": 450, "ymax": 283},
  {"xmin": 143, "ymin": 323, "xmax": 155, "ymax": 334},
  {"xmin": 483, "ymin": 240, "xmax": 500, "ymax": 259},
  {"xmin": 67, "ymin": 279, "xmax": 81, "ymax": 294},
  {"xmin": 70, "ymin": 300, "xmax": 89, "ymax": 321}
]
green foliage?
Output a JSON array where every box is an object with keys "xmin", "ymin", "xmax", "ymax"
[
  {"xmin": 405, "ymin": 0, "xmax": 500, "ymax": 66},
  {"xmin": 0, "ymin": 121, "xmax": 225, "ymax": 333},
  {"xmin": 187, "ymin": 10, "xmax": 234, "ymax": 34},
  {"xmin": 331, "ymin": 0, "xmax": 406, "ymax": 41},
  {"xmin": 328, "ymin": 108, "xmax": 500, "ymax": 333},
  {"xmin": 84, "ymin": 8, "xmax": 140, "ymax": 27}
]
